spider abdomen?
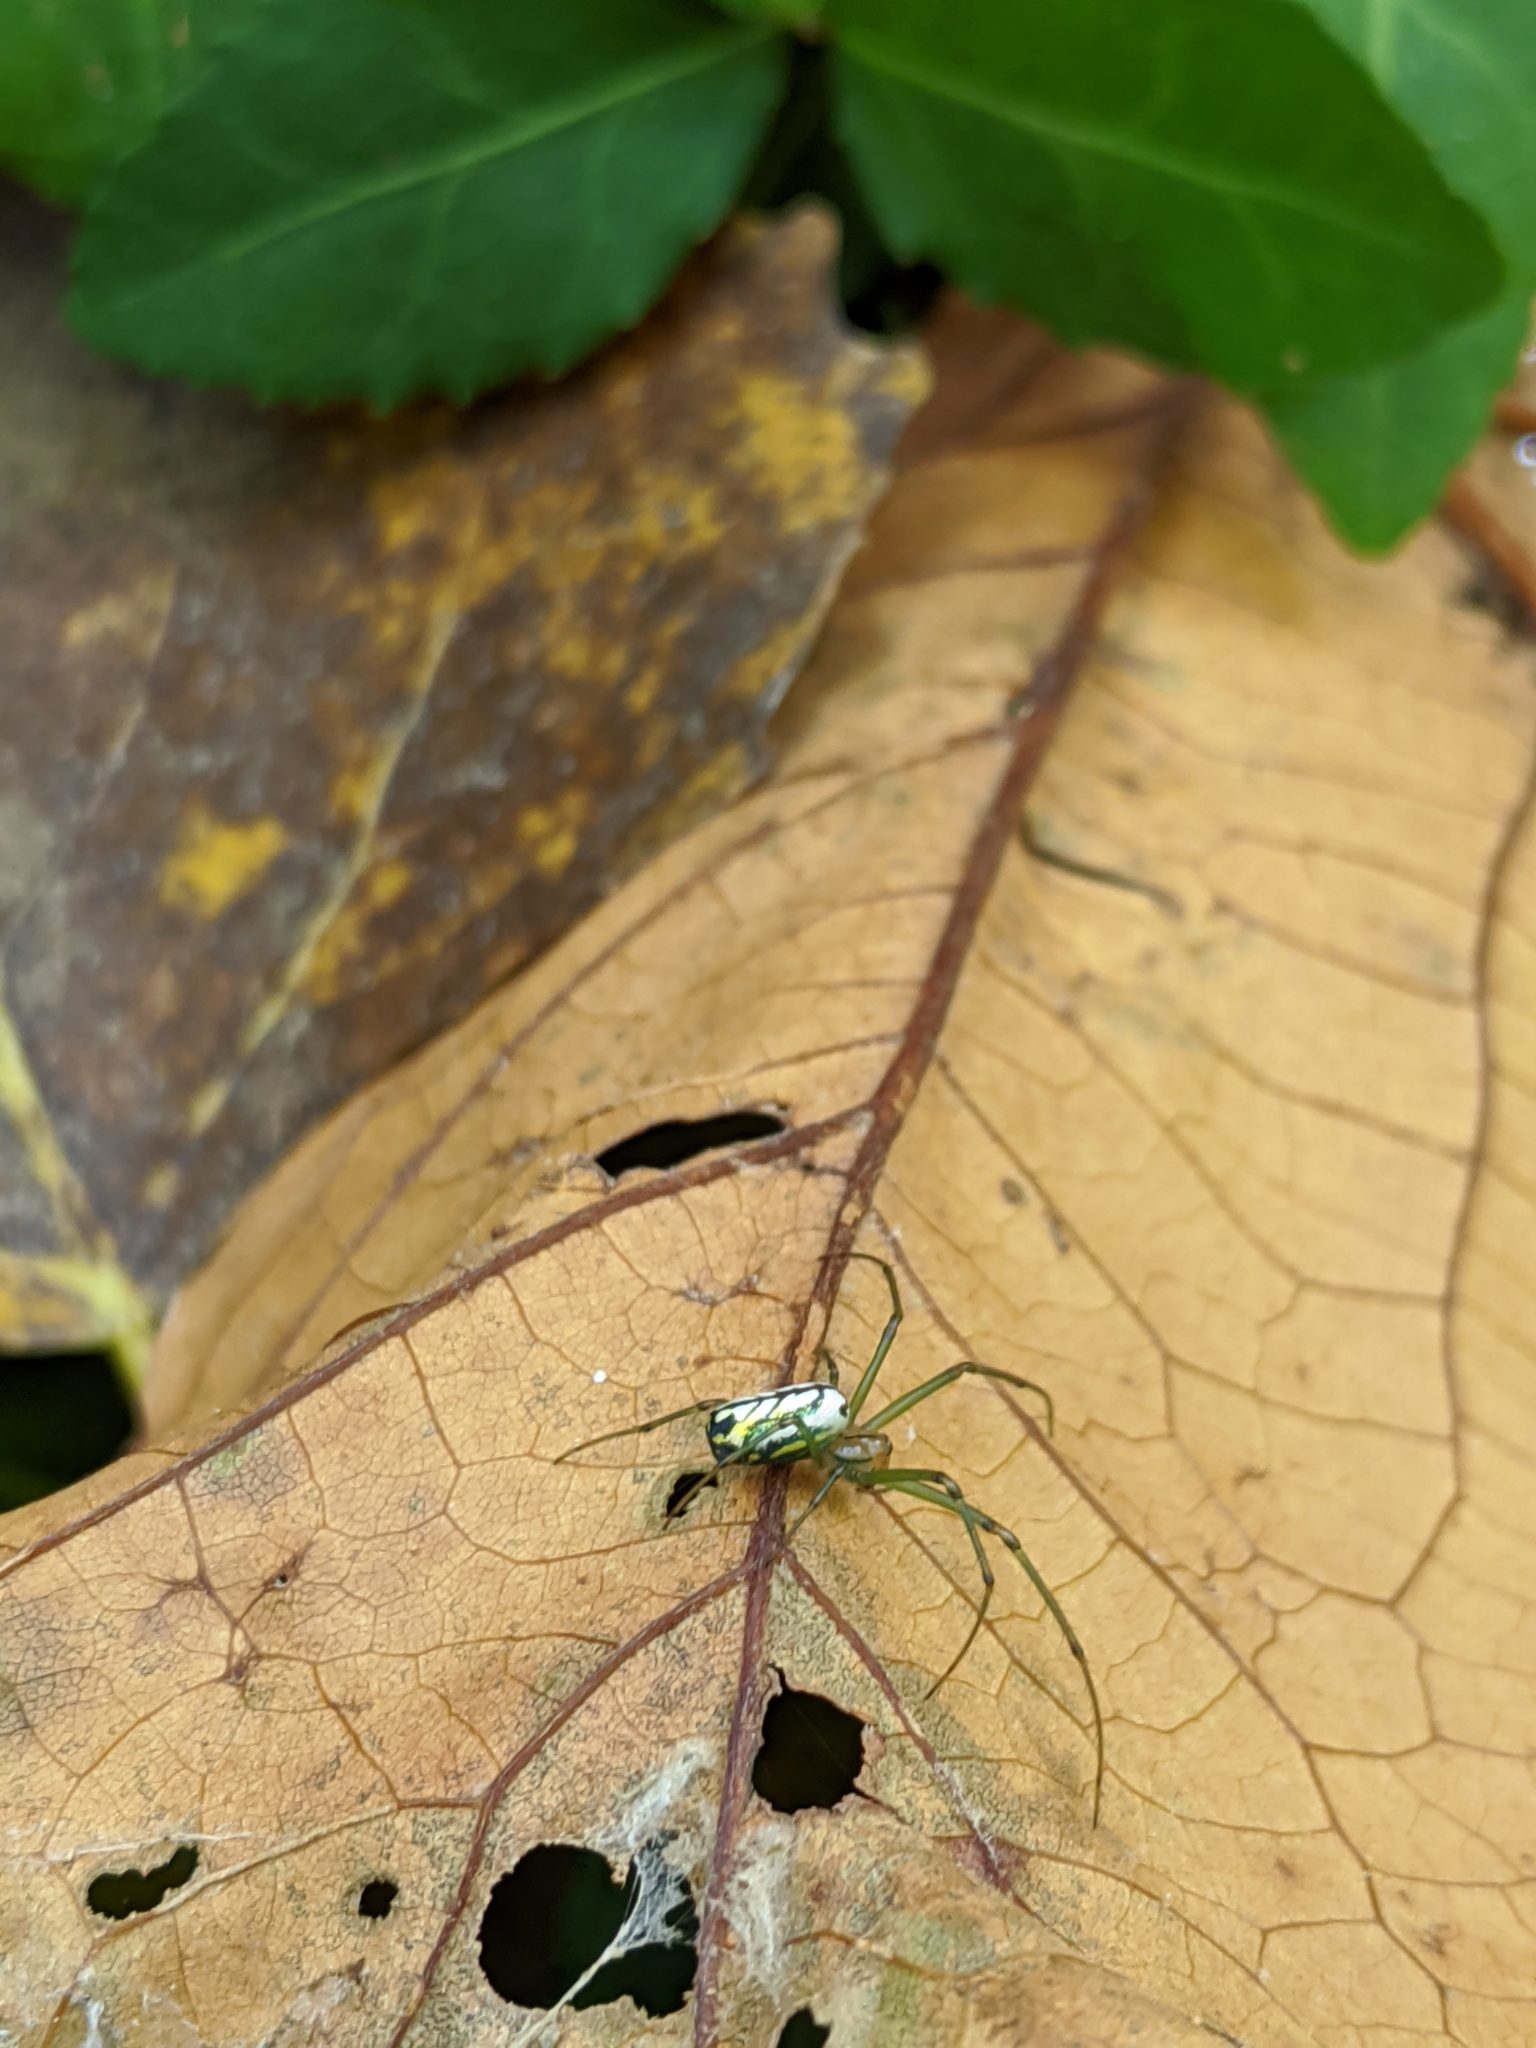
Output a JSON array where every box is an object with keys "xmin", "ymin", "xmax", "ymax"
[{"xmin": 706, "ymin": 1382, "xmax": 848, "ymax": 1465}]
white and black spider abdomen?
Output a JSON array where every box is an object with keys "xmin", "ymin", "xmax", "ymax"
[{"xmin": 706, "ymin": 1382, "xmax": 848, "ymax": 1465}]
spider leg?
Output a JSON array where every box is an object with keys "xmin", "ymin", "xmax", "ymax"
[
  {"xmin": 554, "ymin": 1396, "xmax": 727, "ymax": 1463},
  {"xmin": 860, "ymin": 1361, "xmax": 1055, "ymax": 1439},
  {"xmin": 783, "ymin": 1461, "xmax": 847, "ymax": 1546},
  {"xmin": 852, "ymin": 1471, "xmax": 1104, "ymax": 1825},
  {"xmin": 847, "ymin": 1467, "xmax": 994, "ymax": 1694},
  {"xmin": 663, "ymin": 1439, "xmax": 757, "ymax": 1521},
  {"xmin": 673, "ymin": 1407, "xmax": 832, "ymax": 1526},
  {"xmin": 819, "ymin": 1349, "xmax": 840, "ymax": 1388},
  {"xmin": 842, "ymin": 1252, "xmax": 904, "ymax": 1421}
]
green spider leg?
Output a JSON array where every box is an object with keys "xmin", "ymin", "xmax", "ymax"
[
  {"xmin": 783, "ymin": 1460, "xmax": 848, "ymax": 1546},
  {"xmin": 850, "ymin": 1467, "xmax": 992, "ymax": 1692},
  {"xmin": 552, "ymin": 1395, "xmax": 728, "ymax": 1464},
  {"xmin": 558, "ymin": 1404, "xmax": 772, "ymax": 1523},
  {"xmin": 862, "ymin": 1359, "xmax": 1055, "ymax": 1440},
  {"xmin": 840, "ymin": 1251, "xmax": 904, "ymax": 1419},
  {"xmin": 785, "ymin": 1461, "xmax": 993, "ymax": 1685},
  {"xmin": 661, "ymin": 1443, "xmax": 749, "ymax": 1521},
  {"xmin": 852, "ymin": 1469, "xmax": 1104, "ymax": 1825},
  {"xmin": 833, "ymin": 1255, "xmax": 1054, "ymax": 1437}
]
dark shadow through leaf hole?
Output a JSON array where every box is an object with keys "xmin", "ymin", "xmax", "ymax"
[
  {"xmin": 87, "ymin": 1844, "xmax": 198, "ymax": 1920},
  {"xmin": 778, "ymin": 2007, "xmax": 833, "ymax": 2048},
  {"xmin": 752, "ymin": 1675, "xmax": 865, "ymax": 1814},
  {"xmin": 595, "ymin": 1110, "xmax": 786, "ymax": 1178},
  {"xmin": 0, "ymin": 1349, "xmax": 132, "ymax": 1511},
  {"xmin": 478, "ymin": 1840, "xmax": 697, "ymax": 2016},
  {"xmin": 357, "ymin": 1877, "xmax": 397, "ymax": 1919},
  {"xmin": 665, "ymin": 1470, "xmax": 717, "ymax": 1520}
]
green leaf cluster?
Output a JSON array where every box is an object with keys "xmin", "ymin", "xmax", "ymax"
[{"xmin": 1, "ymin": 0, "xmax": 1529, "ymax": 547}]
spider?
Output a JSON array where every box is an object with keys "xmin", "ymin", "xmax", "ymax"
[{"xmin": 556, "ymin": 1253, "xmax": 1104, "ymax": 1823}]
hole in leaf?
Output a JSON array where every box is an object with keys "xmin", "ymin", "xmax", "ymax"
[
  {"xmin": 356, "ymin": 1877, "xmax": 397, "ymax": 1920},
  {"xmin": 842, "ymin": 258, "xmax": 945, "ymax": 339},
  {"xmin": 664, "ymin": 1470, "xmax": 718, "ymax": 1520},
  {"xmin": 0, "ymin": 1349, "xmax": 132, "ymax": 1511},
  {"xmin": 478, "ymin": 1839, "xmax": 697, "ymax": 2017},
  {"xmin": 778, "ymin": 2008, "xmax": 833, "ymax": 2048},
  {"xmin": 739, "ymin": 38, "xmax": 942, "ymax": 341},
  {"xmin": 595, "ymin": 1110, "xmax": 785, "ymax": 1179},
  {"xmin": 752, "ymin": 1676, "xmax": 865, "ymax": 1814},
  {"xmin": 87, "ymin": 1844, "xmax": 198, "ymax": 1920}
]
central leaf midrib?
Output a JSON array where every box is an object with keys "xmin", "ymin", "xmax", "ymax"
[
  {"xmin": 840, "ymin": 24, "xmax": 1444, "ymax": 260},
  {"xmin": 109, "ymin": 22, "xmax": 770, "ymax": 298}
]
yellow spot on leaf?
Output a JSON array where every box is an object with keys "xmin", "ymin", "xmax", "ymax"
[
  {"xmin": 330, "ymin": 760, "xmax": 380, "ymax": 824},
  {"xmin": 545, "ymin": 623, "xmax": 628, "ymax": 688},
  {"xmin": 186, "ymin": 1076, "xmax": 230, "ymax": 1138},
  {"xmin": 879, "ymin": 351, "xmax": 933, "ymax": 409},
  {"xmin": 725, "ymin": 619, "xmax": 805, "ymax": 706},
  {"xmin": 301, "ymin": 859, "xmax": 415, "ymax": 1005},
  {"xmin": 726, "ymin": 373, "xmax": 863, "ymax": 534},
  {"xmin": 0, "ymin": 1248, "xmax": 153, "ymax": 1383},
  {"xmin": 141, "ymin": 1163, "xmax": 179, "ymax": 1210},
  {"xmin": 61, "ymin": 566, "xmax": 176, "ymax": 661},
  {"xmin": 517, "ymin": 793, "xmax": 590, "ymax": 879},
  {"xmin": 160, "ymin": 804, "xmax": 288, "ymax": 919},
  {"xmin": 629, "ymin": 476, "xmax": 726, "ymax": 557},
  {"xmin": 626, "ymin": 664, "xmax": 665, "ymax": 719}
]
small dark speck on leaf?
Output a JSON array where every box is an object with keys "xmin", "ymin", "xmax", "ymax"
[
  {"xmin": 357, "ymin": 1877, "xmax": 397, "ymax": 1920},
  {"xmin": 999, "ymin": 1176, "xmax": 1026, "ymax": 1206}
]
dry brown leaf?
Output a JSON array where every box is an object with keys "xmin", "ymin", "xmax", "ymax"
[
  {"xmin": 0, "ymin": 191, "xmax": 919, "ymax": 1365},
  {"xmin": 1450, "ymin": 398, "xmax": 1536, "ymax": 626},
  {"xmin": 3, "ymin": 310, "xmax": 1536, "ymax": 2048}
]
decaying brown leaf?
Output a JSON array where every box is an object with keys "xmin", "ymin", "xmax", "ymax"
[
  {"xmin": 0, "ymin": 190, "xmax": 920, "ymax": 1366},
  {"xmin": 3, "ymin": 309, "xmax": 1535, "ymax": 2048},
  {"xmin": 1450, "ymin": 393, "xmax": 1536, "ymax": 624}
]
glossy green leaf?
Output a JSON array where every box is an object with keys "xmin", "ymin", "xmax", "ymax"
[
  {"xmin": 1264, "ymin": 0, "xmax": 1536, "ymax": 550},
  {"xmin": 70, "ymin": 0, "xmax": 786, "ymax": 404},
  {"xmin": 1265, "ymin": 296, "xmax": 1529, "ymax": 553},
  {"xmin": 827, "ymin": 0, "xmax": 1503, "ymax": 394},
  {"xmin": 713, "ymin": 0, "xmax": 821, "ymax": 24},
  {"xmin": 0, "ymin": 0, "xmax": 229, "ymax": 204}
]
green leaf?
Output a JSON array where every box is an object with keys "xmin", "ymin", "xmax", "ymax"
[
  {"xmin": 0, "ymin": 0, "xmax": 231, "ymax": 205},
  {"xmin": 713, "ymin": 0, "xmax": 821, "ymax": 24},
  {"xmin": 1264, "ymin": 293, "xmax": 1529, "ymax": 553},
  {"xmin": 826, "ymin": 0, "xmax": 1503, "ymax": 394},
  {"xmin": 1263, "ymin": 0, "xmax": 1536, "ymax": 550},
  {"xmin": 70, "ymin": 0, "xmax": 787, "ymax": 404}
]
